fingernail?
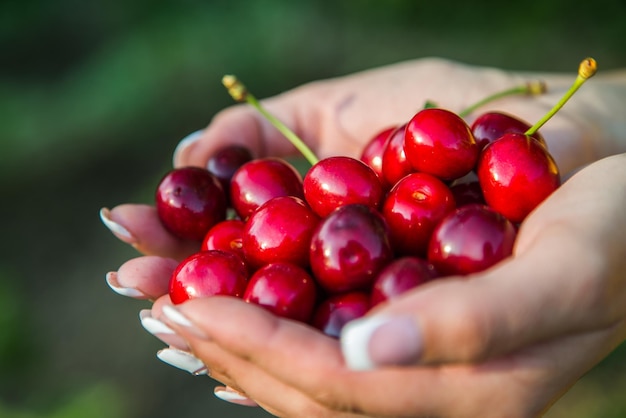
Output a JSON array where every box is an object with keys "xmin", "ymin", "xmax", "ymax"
[
  {"xmin": 156, "ymin": 348, "xmax": 208, "ymax": 376},
  {"xmin": 340, "ymin": 316, "xmax": 422, "ymax": 371},
  {"xmin": 139, "ymin": 310, "xmax": 189, "ymax": 350},
  {"xmin": 100, "ymin": 207, "xmax": 136, "ymax": 244},
  {"xmin": 161, "ymin": 304, "xmax": 210, "ymax": 340},
  {"xmin": 214, "ymin": 386, "xmax": 258, "ymax": 407},
  {"xmin": 173, "ymin": 130, "xmax": 204, "ymax": 167},
  {"xmin": 105, "ymin": 272, "xmax": 147, "ymax": 298}
]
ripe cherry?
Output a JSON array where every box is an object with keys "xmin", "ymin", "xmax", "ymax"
[
  {"xmin": 477, "ymin": 133, "xmax": 560, "ymax": 223},
  {"xmin": 242, "ymin": 196, "xmax": 320, "ymax": 270},
  {"xmin": 243, "ymin": 262, "xmax": 318, "ymax": 323},
  {"xmin": 382, "ymin": 172, "xmax": 455, "ymax": 257},
  {"xmin": 206, "ymin": 145, "xmax": 253, "ymax": 201},
  {"xmin": 309, "ymin": 204, "xmax": 393, "ymax": 294},
  {"xmin": 470, "ymin": 111, "xmax": 546, "ymax": 150},
  {"xmin": 169, "ymin": 250, "xmax": 249, "ymax": 304},
  {"xmin": 303, "ymin": 156, "xmax": 384, "ymax": 218},
  {"xmin": 360, "ymin": 126, "xmax": 396, "ymax": 182},
  {"xmin": 155, "ymin": 166, "xmax": 227, "ymax": 241},
  {"xmin": 370, "ymin": 257, "xmax": 439, "ymax": 307},
  {"xmin": 229, "ymin": 157, "xmax": 304, "ymax": 220},
  {"xmin": 449, "ymin": 180, "xmax": 485, "ymax": 207},
  {"xmin": 427, "ymin": 204, "xmax": 517, "ymax": 276},
  {"xmin": 380, "ymin": 123, "xmax": 414, "ymax": 189},
  {"xmin": 201, "ymin": 219, "xmax": 245, "ymax": 260},
  {"xmin": 311, "ymin": 291, "xmax": 371, "ymax": 338},
  {"xmin": 404, "ymin": 108, "xmax": 478, "ymax": 181}
]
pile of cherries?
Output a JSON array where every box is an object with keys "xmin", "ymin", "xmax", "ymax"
[{"xmin": 155, "ymin": 59, "xmax": 594, "ymax": 338}]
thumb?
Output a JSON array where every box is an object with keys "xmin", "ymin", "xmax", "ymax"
[
  {"xmin": 173, "ymin": 93, "xmax": 323, "ymax": 169},
  {"xmin": 340, "ymin": 224, "xmax": 608, "ymax": 370}
]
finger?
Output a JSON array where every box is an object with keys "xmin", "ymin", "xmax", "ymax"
[
  {"xmin": 106, "ymin": 256, "xmax": 177, "ymax": 300},
  {"xmin": 100, "ymin": 205, "xmax": 200, "ymax": 260}
]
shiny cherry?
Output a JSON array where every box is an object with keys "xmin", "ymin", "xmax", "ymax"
[
  {"xmin": 229, "ymin": 157, "xmax": 304, "ymax": 220},
  {"xmin": 360, "ymin": 126, "xmax": 396, "ymax": 182},
  {"xmin": 404, "ymin": 108, "xmax": 478, "ymax": 181},
  {"xmin": 477, "ymin": 133, "xmax": 560, "ymax": 223},
  {"xmin": 382, "ymin": 172, "xmax": 455, "ymax": 257},
  {"xmin": 470, "ymin": 111, "xmax": 546, "ymax": 150},
  {"xmin": 309, "ymin": 204, "xmax": 393, "ymax": 294},
  {"xmin": 449, "ymin": 180, "xmax": 485, "ymax": 207},
  {"xmin": 303, "ymin": 156, "xmax": 384, "ymax": 218},
  {"xmin": 370, "ymin": 257, "xmax": 439, "ymax": 307},
  {"xmin": 311, "ymin": 291, "xmax": 371, "ymax": 338},
  {"xmin": 427, "ymin": 204, "xmax": 517, "ymax": 276},
  {"xmin": 169, "ymin": 250, "xmax": 249, "ymax": 304},
  {"xmin": 201, "ymin": 219, "xmax": 245, "ymax": 260},
  {"xmin": 381, "ymin": 123, "xmax": 414, "ymax": 189},
  {"xmin": 242, "ymin": 196, "xmax": 320, "ymax": 270},
  {"xmin": 206, "ymin": 145, "xmax": 254, "ymax": 201},
  {"xmin": 155, "ymin": 166, "xmax": 227, "ymax": 241},
  {"xmin": 243, "ymin": 262, "xmax": 318, "ymax": 323}
]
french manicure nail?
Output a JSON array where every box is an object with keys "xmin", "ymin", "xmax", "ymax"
[
  {"xmin": 156, "ymin": 348, "xmax": 208, "ymax": 376},
  {"xmin": 340, "ymin": 316, "xmax": 422, "ymax": 371},
  {"xmin": 161, "ymin": 304, "xmax": 210, "ymax": 340},
  {"xmin": 99, "ymin": 207, "xmax": 136, "ymax": 244},
  {"xmin": 140, "ymin": 310, "xmax": 190, "ymax": 350},
  {"xmin": 214, "ymin": 386, "xmax": 258, "ymax": 406},
  {"xmin": 173, "ymin": 130, "xmax": 204, "ymax": 166},
  {"xmin": 105, "ymin": 272, "xmax": 147, "ymax": 298}
]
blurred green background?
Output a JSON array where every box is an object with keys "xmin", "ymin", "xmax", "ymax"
[{"xmin": 1, "ymin": 0, "xmax": 625, "ymax": 417}]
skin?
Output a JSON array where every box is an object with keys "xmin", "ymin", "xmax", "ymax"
[{"xmin": 104, "ymin": 57, "xmax": 626, "ymax": 417}]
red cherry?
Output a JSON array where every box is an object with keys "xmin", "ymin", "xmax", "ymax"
[
  {"xmin": 470, "ymin": 111, "xmax": 546, "ymax": 150},
  {"xmin": 381, "ymin": 123, "xmax": 414, "ymax": 188},
  {"xmin": 243, "ymin": 262, "xmax": 318, "ymax": 323},
  {"xmin": 201, "ymin": 219, "xmax": 245, "ymax": 260},
  {"xmin": 206, "ymin": 145, "xmax": 253, "ymax": 201},
  {"xmin": 155, "ymin": 167, "xmax": 227, "ymax": 241},
  {"xmin": 242, "ymin": 196, "xmax": 320, "ymax": 270},
  {"xmin": 311, "ymin": 291, "xmax": 371, "ymax": 338},
  {"xmin": 404, "ymin": 108, "xmax": 479, "ymax": 181},
  {"xmin": 427, "ymin": 204, "xmax": 517, "ymax": 276},
  {"xmin": 370, "ymin": 257, "xmax": 439, "ymax": 307},
  {"xmin": 169, "ymin": 250, "xmax": 249, "ymax": 304},
  {"xmin": 382, "ymin": 172, "xmax": 455, "ymax": 257},
  {"xmin": 449, "ymin": 180, "xmax": 485, "ymax": 207},
  {"xmin": 230, "ymin": 158, "xmax": 304, "ymax": 220},
  {"xmin": 303, "ymin": 156, "xmax": 384, "ymax": 218},
  {"xmin": 360, "ymin": 126, "xmax": 396, "ymax": 181},
  {"xmin": 309, "ymin": 204, "xmax": 393, "ymax": 294},
  {"xmin": 477, "ymin": 133, "xmax": 560, "ymax": 223}
]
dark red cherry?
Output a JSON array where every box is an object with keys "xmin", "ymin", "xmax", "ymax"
[
  {"xmin": 303, "ymin": 156, "xmax": 384, "ymax": 218},
  {"xmin": 427, "ymin": 204, "xmax": 517, "ymax": 276},
  {"xmin": 309, "ymin": 204, "xmax": 393, "ymax": 294},
  {"xmin": 242, "ymin": 196, "xmax": 320, "ymax": 270},
  {"xmin": 404, "ymin": 108, "xmax": 478, "ymax": 181},
  {"xmin": 311, "ymin": 291, "xmax": 371, "ymax": 338},
  {"xmin": 370, "ymin": 257, "xmax": 439, "ymax": 307},
  {"xmin": 155, "ymin": 167, "xmax": 227, "ymax": 241},
  {"xmin": 382, "ymin": 172, "xmax": 455, "ymax": 257},
  {"xmin": 449, "ymin": 180, "xmax": 485, "ymax": 207},
  {"xmin": 381, "ymin": 123, "xmax": 414, "ymax": 189},
  {"xmin": 206, "ymin": 145, "xmax": 253, "ymax": 201},
  {"xmin": 230, "ymin": 158, "xmax": 304, "ymax": 220},
  {"xmin": 360, "ymin": 126, "xmax": 396, "ymax": 181},
  {"xmin": 470, "ymin": 111, "xmax": 546, "ymax": 150},
  {"xmin": 169, "ymin": 250, "xmax": 249, "ymax": 304},
  {"xmin": 201, "ymin": 219, "xmax": 245, "ymax": 260},
  {"xmin": 477, "ymin": 133, "xmax": 560, "ymax": 223},
  {"xmin": 243, "ymin": 262, "xmax": 318, "ymax": 323}
]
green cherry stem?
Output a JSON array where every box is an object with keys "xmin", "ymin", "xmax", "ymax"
[
  {"xmin": 222, "ymin": 75, "xmax": 320, "ymax": 166},
  {"xmin": 525, "ymin": 57, "xmax": 597, "ymax": 136},
  {"xmin": 457, "ymin": 80, "xmax": 547, "ymax": 118}
]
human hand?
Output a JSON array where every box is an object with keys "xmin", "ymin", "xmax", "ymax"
[{"xmin": 113, "ymin": 153, "xmax": 626, "ymax": 417}]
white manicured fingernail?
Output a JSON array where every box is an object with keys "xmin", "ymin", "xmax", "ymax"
[
  {"xmin": 173, "ymin": 130, "xmax": 204, "ymax": 166},
  {"xmin": 140, "ymin": 309, "xmax": 175, "ymax": 335},
  {"xmin": 162, "ymin": 305, "xmax": 209, "ymax": 340},
  {"xmin": 105, "ymin": 272, "xmax": 147, "ymax": 298},
  {"xmin": 340, "ymin": 316, "xmax": 391, "ymax": 370},
  {"xmin": 100, "ymin": 207, "xmax": 135, "ymax": 243},
  {"xmin": 156, "ymin": 348, "xmax": 207, "ymax": 376},
  {"xmin": 214, "ymin": 386, "xmax": 258, "ymax": 407}
]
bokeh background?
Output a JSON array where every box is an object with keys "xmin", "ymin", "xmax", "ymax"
[{"xmin": 1, "ymin": 0, "xmax": 625, "ymax": 417}]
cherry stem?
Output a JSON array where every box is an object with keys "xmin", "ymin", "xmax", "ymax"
[
  {"xmin": 525, "ymin": 58, "xmax": 597, "ymax": 136},
  {"xmin": 457, "ymin": 80, "xmax": 547, "ymax": 118},
  {"xmin": 222, "ymin": 75, "xmax": 320, "ymax": 166}
]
